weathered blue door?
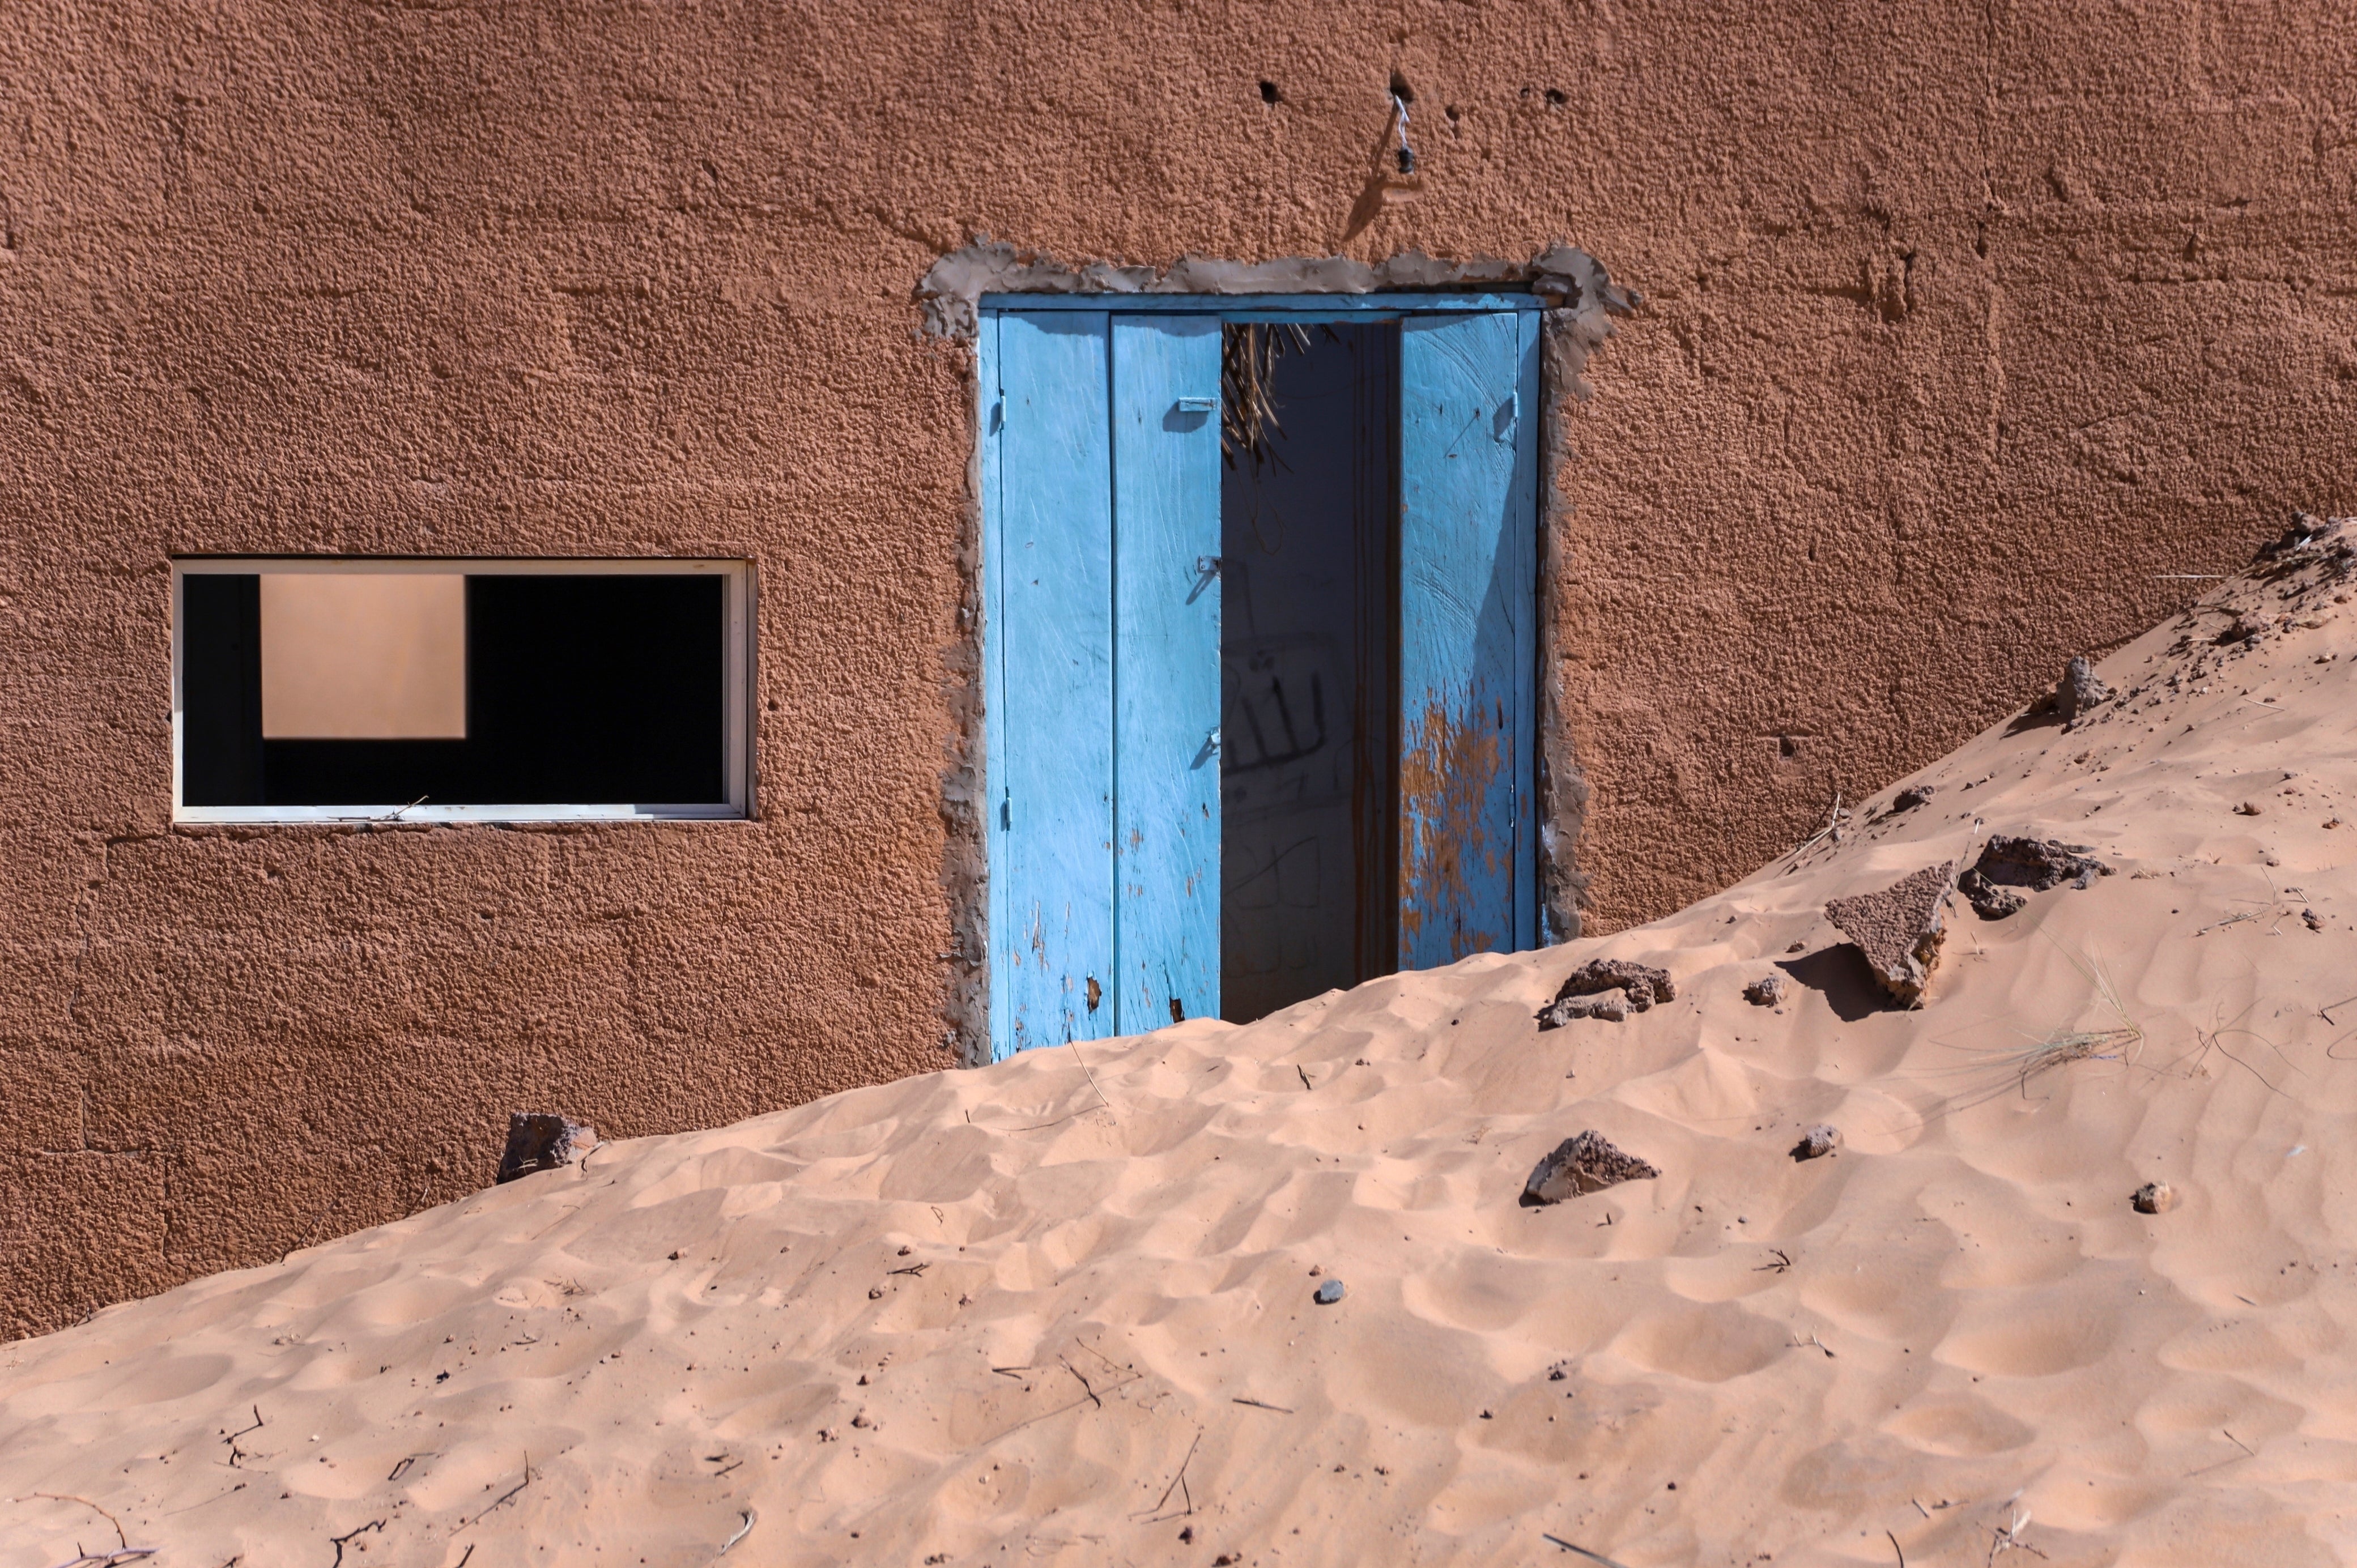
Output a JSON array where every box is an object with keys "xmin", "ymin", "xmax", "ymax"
[
  {"xmin": 984, "ymin": 299, "xmax": 1538, "ymax": 1058},
  {"xmin": 1397, "ymin": 311, "xmax": 1541, "ymax": 967},
  {"xmin": 984, "ymin": 311, "xmax": 1222, "ymax": 1057}
]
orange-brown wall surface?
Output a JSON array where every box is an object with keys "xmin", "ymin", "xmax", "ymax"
[{"xmin": 7, "ymin": 1, "xmax": 2354, "ymax": 1337}]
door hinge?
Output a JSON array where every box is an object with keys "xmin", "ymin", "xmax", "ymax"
[{"xmin": 1492, "ymin": 392, "xmax": 1518, "ymax": 443}]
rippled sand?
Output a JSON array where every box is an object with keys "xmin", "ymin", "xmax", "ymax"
[{"xmin": 10, "ymin": 540, "xmax": 2357, "ymax": 1565}]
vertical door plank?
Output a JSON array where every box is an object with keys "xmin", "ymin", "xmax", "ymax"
[
  {"xmin": 988, "ymin": 311, "xmax": 1116, "ymax": 1056},
  {"xmin": 1397, "ymin": 311, "xmax": 1539, "ymax": 969},
  {"xmin": 1111, "ymin": 316, "xmax": 1224, "ymax": 1031},
  {"xmin": 1507, "ymin": 315, "xmax": 1541, "ymax": 951}
]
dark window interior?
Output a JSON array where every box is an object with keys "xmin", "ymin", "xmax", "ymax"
[
  {"xmin": 1219, "ymin": 322, "xmax": 1400, "ymax": 1023},
  {"xmin": 180, "ymin": 573, "xmax": 728, "ymax": 808}
]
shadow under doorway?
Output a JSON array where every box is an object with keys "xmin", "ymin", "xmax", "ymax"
[{"xmin": 1219, "ymin": 321, "xmax": 1401, "ymax": 1023}]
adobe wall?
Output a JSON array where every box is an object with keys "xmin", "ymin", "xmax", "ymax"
[{"xmin": 7, "ymin": 0, "xmax": 2355, "ymax": 1336}]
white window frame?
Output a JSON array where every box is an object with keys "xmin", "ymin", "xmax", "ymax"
[{"xmin": 172, "ymin": 557, "xmax": 755, "ymax": 824}]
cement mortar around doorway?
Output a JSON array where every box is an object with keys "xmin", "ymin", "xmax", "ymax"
[{"xmin": 917, "ymin": 242, "xmax": 1637, "ymax": 1066}]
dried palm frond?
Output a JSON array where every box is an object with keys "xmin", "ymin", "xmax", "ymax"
[{"xmin": 1220, "ymin": 322, "xmax": 1309, "ymax": 468}]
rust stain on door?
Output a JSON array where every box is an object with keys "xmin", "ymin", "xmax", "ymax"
[{"xmin": 1398, "ymin": 691, "xmax": 1505, "ymax": 961}]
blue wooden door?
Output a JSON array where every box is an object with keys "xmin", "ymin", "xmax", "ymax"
[
  {"xmin": 986, "ymin": 310, "xmax": 1117, "ymax": 1055},
  {"xmin": 1112, "ymin": 317, "xmax": 1223, "ymax": 1029},
  {"xmin": 985, "ymin": 312, "xmax": 1222, "ymax": 1056},
  {"xmin": 1397, "ymin": 310, "xmax": 1541, "ymax": 968}
]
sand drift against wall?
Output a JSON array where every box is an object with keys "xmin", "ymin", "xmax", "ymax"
[{"xmin": 8, "ymin": 531, "xmax": 2357, "ymax": 1563}]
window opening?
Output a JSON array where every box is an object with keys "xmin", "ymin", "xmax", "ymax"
[{"xmin": 175, "ymin": 559, "xmax": 752, "ymax": 821}]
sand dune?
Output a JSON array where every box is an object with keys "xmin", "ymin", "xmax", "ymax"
[{"xmin": 11, "ymin": 530, "xmax": 2357, "ymax": 1565}]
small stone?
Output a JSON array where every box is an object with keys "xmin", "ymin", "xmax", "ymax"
[
  {"xmin": 2235, "ymin": 801, "xmax": 2263, "ymax": 816},
  {"xmin": 1314, "ymin": 1278, "xmax": 1346, "ymax": 1305},
  {"xmin": 1792, "ymin": 1124, "xmax": 1841, "ymax": 1162},
  {"xmin": 1958, "ymin": 874, "xmax": 2027, "ymax": 921},
  {"xmin": 1743, "ymin": 974, "xmax": 1786, "ymax": 1007},
  {"xmin": 1824, "ymin": 862, "xmax": 1960, "ymax": 1008},
  {"xmin": 1536, "ymin": 958, "xmax": 1675, "ymax": 1030},
  {"xmin": 1967, "ymin": 834, "xmax": 2112, "ymax": 894},
  {"xmin": 2305, "ymin": 909, "xmax": 2325, "ymax": 931},
  {"xmin": 2056, "ymin": 656, "xmax": 2112, "ymax": 722},
  {"xmin": 1179, "ymin": 1526, "xmax": 1194, "ymax": 1544},
  {"xmin": 1540, "ymin": 991, "xmax": 1627, "ymax": 1025},
  {"xmin": 1524, "ymin": 1130, "xmax": 1661, "ymax": 1204},
  {"xmin": 2131, "ymin": 1180, "xmax": 2177, "ymax": 1215},
  {"xmin": 1892, "ymin": 783, "xmax": 1936, "ymax": 811},
  {"xmin": 1548, "ymin": 1366, "xmax": 1567, "ymax": 1381},
  {"xmin": 496, "ymin": 1112, "xmax": 597, "ymax": 1183},
  {"xmin": 867, "ymin": 1286, "xmax": 884, "ymax": 1299}
]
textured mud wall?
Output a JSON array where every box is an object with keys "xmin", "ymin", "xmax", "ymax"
[{"xmin": 8, "ymin": 1, "xmax": 2357, "ymax": 1336}]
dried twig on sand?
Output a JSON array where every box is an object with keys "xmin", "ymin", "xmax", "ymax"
[
  {"xmin": 327, "ymin": 1520, "xmax": 384, "ymax": 1568},
  {"xmin": 1986, "ymin": 1503, "xmax": 2045, "ymax": 1565},
  {"xmin": 25, "ymin": 1494, "xmax": 140, "ymax": 1559},
  {"xmin": 457, "ymin": 1455, "xmax": 531, "ymax": 1530},
  {"xmin": 1542, "ymin": 1536, "xmax": 1633, "ymax": 1568},
  {"xmin": 1915, "ymin": 936, "xmax": 2145, "ymax": 1123},
  {"xmin": 1138, "ymin": 1429, "xmax": 1202, "ymax": 1522},
  {"xmin": 1067, "ymin": 1039, "xmax": 1113, "ymax": 1116},
  {"xmin": 221, "ymin": 1404, "xmax": 263, "ymax": 1467},
  {"xmin": 719, "ymin": 1511, "xmax": 756, "ymax": 1554}
]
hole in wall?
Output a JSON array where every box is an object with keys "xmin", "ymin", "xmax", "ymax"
[
  {"xmin": 1545, "ymin": 87, "xmax": 1567, "ymax": 107},
  {"xmin": 1388, "ymin": 71, "xmax": 1415, "ymax": 104},
  {"xmin": 1260, "ymin": 79, "xmax": 1282, "ymax": 104}
]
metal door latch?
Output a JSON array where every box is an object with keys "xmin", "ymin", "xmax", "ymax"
[{"xmin": 1175, "ymin": 395, "xmax": 1217, "ymax": 413}]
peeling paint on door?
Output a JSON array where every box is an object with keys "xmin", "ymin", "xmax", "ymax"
[{"xmin": 1398, "ymin": 689, "xmax": 1507, "ymax": 960}]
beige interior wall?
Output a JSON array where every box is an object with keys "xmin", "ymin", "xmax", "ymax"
[
  {"xmin": 257, "ymin": 572, "xmax": 467, "ymax": 740},
  {"xmin": 7, "ymin": 0, "xmax": 2357, "ymax": 1336}
]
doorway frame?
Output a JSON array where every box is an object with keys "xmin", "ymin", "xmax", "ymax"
[{"xmin": 976, "ymin": 291, "xmax": 1546, "ymax": 1058}]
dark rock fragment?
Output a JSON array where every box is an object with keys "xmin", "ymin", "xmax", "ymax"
[
  {"xmin": 1823, "ymin": 862, "xmax": 1960, "ymax": 1008},
  {"xmin": 1537, "ymin": 958, "xmax": 1675, "ymax": 1030},
  {"xmin": 1958, "ymin": 875, "xmax": 2027, "ymax": 921},
  {"xmin": 2056, "ymin": 657, "xmax": 2112, "ymax": 723},
  {"xmin": 1968, "ymin": 834, "xmax": 2113, "ymax": 893},
  {"xmin": 1524, "ymin": 1130, "xmax": 1661, "ymax": 1204},
  {"xmin": 1791, "ymin": 1124, "xmax": 1841, "ymax": 1161},
  {"xmin": 1313, "ymin": 1278, "xmax": 1346, "ymax": 1305},
  {"xmin": 2131, "ymin": 1180, "xmax": 2177, "ymax": 1215},
  {"xmin": 497, "ymin": 1112, "xmax": 597, "ymax": 1183},
  {"xmin": 1892, "ymin": 784, "xmax": 1936, "ymax": 811},
  {"xmin": 1743, "ymin": 973, "xmax": 1786, "ymax": 1007}
]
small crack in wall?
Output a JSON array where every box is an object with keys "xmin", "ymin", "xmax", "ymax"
[{"xmin": 922, "ymin": 242, "xmax": 1636, "ymax": 1063}]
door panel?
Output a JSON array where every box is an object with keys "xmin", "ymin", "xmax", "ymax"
[
  {"xmin": 1397, "ymin": 310, "xmax": 1540, "ymax": 968},
  {"xmin": 988, "ymin": 311, "xmax": 1116, "ymax": 1056},
  {"xmin": 1111, "ymin": 316, "xmax": 1224, "ymax": 1030}
]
